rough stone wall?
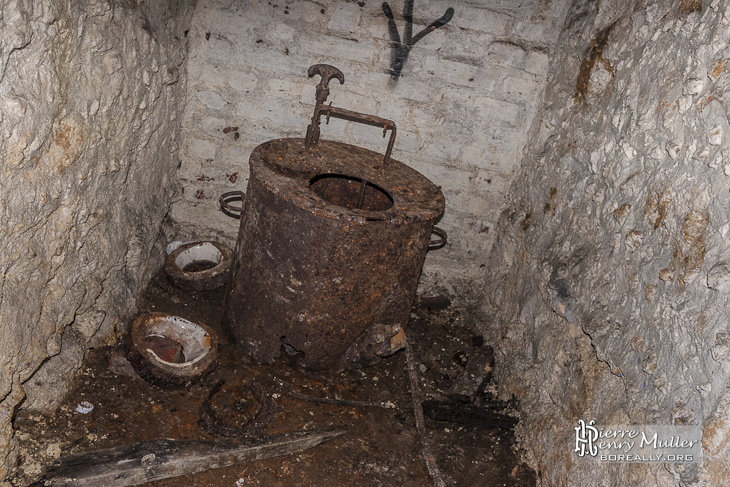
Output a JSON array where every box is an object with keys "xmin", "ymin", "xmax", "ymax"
[
  {"xmin": 170, "ymin": 0, "xmax": 570, "ymax": 310},
  {"xmin": 483, "ymin": 0, "xmax": 730, "ymax": 485},
  {"xmin": 0, "ymin": 0, "xmax": 193, "ymax": 483}
]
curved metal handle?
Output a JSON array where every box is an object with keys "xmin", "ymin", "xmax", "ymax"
[
  {"xmin": 304, "ymin": 64, "xmax": 397, "ymax": 166},
  {"xmin": 219, "ymin": 191, "xmax": 245, "ymax": 219},
  {"xmin": 309, "ymin": 105, "xmax": 397, "ymax": 166},
  {"xmin": 428, "ymin": 226, "xmax": 447, "ymax": 250}
]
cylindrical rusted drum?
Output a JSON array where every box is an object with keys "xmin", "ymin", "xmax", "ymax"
[{"xmin": 223, "ymin": 138, "xmax": 444, "ymax": 370}]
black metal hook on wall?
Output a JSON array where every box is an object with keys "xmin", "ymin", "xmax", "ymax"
[{"xmin": 382, "ymin": 0, "xmax": 454, "ymax": 79}]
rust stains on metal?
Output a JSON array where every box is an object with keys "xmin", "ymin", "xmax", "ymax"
[{"xmin": 223, "ymin": 138, "xmax": 444, "ymax": 370}]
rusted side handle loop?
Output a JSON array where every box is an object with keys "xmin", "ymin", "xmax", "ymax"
[
  {"xmin": 428, "ymin": 227, "xmax": 447, "ymax": 250},
  {"xmin": 219, "ymin": 191, "xmax": 245, "ymax": 219}
]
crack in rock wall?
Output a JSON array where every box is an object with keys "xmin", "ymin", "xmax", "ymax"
[
  {"xmin": 169, "ymin": 0, "xmax": 571, "ymax": 312},
  {"xmin": 0, "ymin": 0, "xmax": 194, "ymax": 483},
  {"xmin": 483, "ymin": 0, "xmax": 730, "ymax": 485}
]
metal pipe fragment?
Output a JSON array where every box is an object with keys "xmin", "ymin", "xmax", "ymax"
[{"xmin": 404, "ymin": 329, "xmax": 446, "ymax": 487}]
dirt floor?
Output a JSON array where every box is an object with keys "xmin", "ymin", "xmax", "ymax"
[{"xmin": 11, "ymin": 271, "xmax": 536, "ymax": 487}]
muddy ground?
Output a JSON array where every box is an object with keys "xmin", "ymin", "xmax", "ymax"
[{"xmin": 11, "ymin": 271, "xmax": 536, "ymax": 486}]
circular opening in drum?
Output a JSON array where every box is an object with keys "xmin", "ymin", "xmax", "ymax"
[{"xmin": 310, "ymin": 174, "xmax": 393, "ymax": 211}]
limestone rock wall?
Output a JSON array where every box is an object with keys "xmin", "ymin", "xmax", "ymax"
[
  {"xmin": 483, "ymin": 0, "xmax": 730, "ymax": 484},
  {"xmin": 170, "ymin": 0, "xmax": 570, "ymax": 310},
  {"xmin": 0, "ymin": 0, "xmax": 193, "ymax": 483}
]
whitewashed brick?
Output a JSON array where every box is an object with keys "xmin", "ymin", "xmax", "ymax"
[
  {"xmin": 501, "ymin": 72, "xmax": 543, "ymax": 98},
  {"xmin": 448, "ymin": 192, "xmax": 505, "ymax": 220},
  {"xmin": 169, "ymin": 200, "xmax": 239, "ymax": 244},
  {"xmin": 487, "ymin": 42, "xmax": 527, "ymax": 69},
  {"xmin": 274, "ymin": 0, "xmax": 328, "ymax": 24},
  {"xmin": 184, "ymin": 116, "xmax": 238, "ymax": 140},
  {"xmin": 422, "ymin": 57, "xmax": 495, "ymax": 90},
  {"xmin": 526, "ymin": 51, "xmax": 550, "ymax": 76},
  {"xmin": 450, "ymin": 6, "xmax": 511, "ymax": 35},
  {"xmin": 265, "ymin": 78, "xmax": 304, "ymax": 99},
  {"xmin": 514, "ymin": 19, "xmax": 551, "ymax": 46},
  {"xmin": 194, "ymin": 35, "xmax": 233, "ymax": 63},
  {"xmin": 322, "ymin": 116, "xmax": 352, "ymax": 138},
  {"xmin": 388, "ymin": 46, "xmax": 430, "ymax": 78},
  {"xmin": 329, "ymin": 88, "xmax": 378, "ymax": 114},
  {"xmin": 339, "ymin": 123, "xmax": 393, "ymax": 155},
  {"xmin": 184, "ymin": 137, "xmax": 217, "ymax": 160},
  {"xmin": 246, "ymin": 126, "xmax": 300, "ymax": 146},
  {"xmin": 231, "ymin": 44, "xmax": 302, "ymax": 77},
  {"xmin": 216, "ymin": 144, "xmax": 251, "ymax": 167},
  {"xmin": 189, "ymin": 65, "xmax": 255, "ymax": 95},
  {"xmin": 492, "ymin": 126, "xmax": 530, "ymax": 153},
  {"xmin": 375, "ymin": 100, "xmax": 413, "ymax": 123},
  {"xmin": 179, "ymin": 157, "xmax": 206, "ymax": 182},
  {"xmin": 492, "ymin": 0, "xmax": 536, "ymax": 15},
  {"xmin": 460, "ymin": 144, "xmax": 487, "ymax": 168},
  {"xmin": 412, "ymin": 27, "xmax": 449, "ymax": 51},
  {"xmin": 298, "ymin": 84, "xmax": 317, "ymax": 107},
  {"xmin": 392, "ymin": 128, "xmax": 424, "ymax": 153},
  {"xmin": 327, "ymin": 3, "xmax": 362, "ymax": 33},
  {"xmin": 300, "ymin": 31, "xmax": 376, "ymax": 65},
  {"xmin": 424, "ymin": 135, "xmax": 469, "ymax": 161},
  {"xmin": 196, "ymin": 90, "xmax": 227, "ymax": 110},
  {"xmin": 390, "ymin": 77, "xmax": 434, "ymax": 103},
  {"xmin": 489, "ymin": 147, "xmax": 524, "ymax": 174},
  {"xmin": 473, "ymin": 171, "xmax": 510, "ymax": 201},
  {"xmin": 224, "ymin": 69, "xmax": 259, "ymax": 93},
  {"xmin": 474, "ymin": 96, "xmax": 522, "ymax": 127},
  {"xmin": 432, "ymin": 31, "xmax": 496, "ymax": 63},
  {"xmin": 410, "ymin": 161, "xmax": 474, "ymax": 193},
  {"xmin": 179, "ymin": 162, "xmax": 248, "ymax": 187},
  {"xmin": 182, "ymin": 182, "xmax": 231, "ymax": 203},
  {"xmin": 461, "ymin": 140, "xmax": 524, "ymax": 174}
]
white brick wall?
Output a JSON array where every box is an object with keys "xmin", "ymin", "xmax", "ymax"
[{"xmin": 171, "ymin": 0, "xmax": 571, "ymax": 307}]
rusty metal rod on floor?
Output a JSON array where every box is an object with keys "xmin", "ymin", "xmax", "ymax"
[{"xmin": 404, "ymin": 329, "xmax": 447, "ymax": 487}]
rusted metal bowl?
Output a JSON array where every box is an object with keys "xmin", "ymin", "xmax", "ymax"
[
  {"xmin": 127, "ymin": 312, "xmax": 218, "ymax": 387},
  {"xmin": 164, "ymin": 241, "xmax": 232, "ymax": 291}
]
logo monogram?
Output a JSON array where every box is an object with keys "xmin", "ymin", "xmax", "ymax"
[{"xmin": 575, "ymin": 419, "xmax": 599, "ymax": 457}]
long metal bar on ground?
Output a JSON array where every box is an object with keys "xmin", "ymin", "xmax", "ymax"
[
  {"xmin": 404, "ymin": 330, "xmax": 447, "ymax": 487},
  {"xmin": 32, "ymin": 429, "xmax": 345, "ymax": 487}
]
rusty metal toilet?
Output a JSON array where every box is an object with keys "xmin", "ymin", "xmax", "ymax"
[{"xmin": 221, "ymin": 64, "xmax": 445, "ymax": 370}]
